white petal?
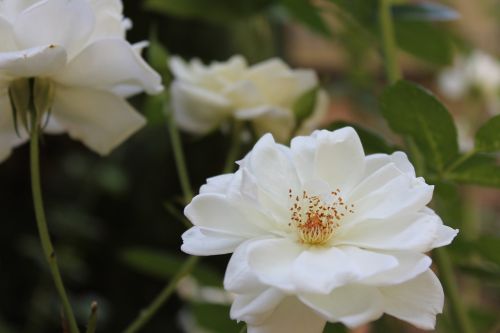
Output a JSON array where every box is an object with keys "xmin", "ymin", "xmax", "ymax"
[
  {"xmin": 235, "ymin": 105, "xmax": 295, "ymax": 143},
  {"xmin": 422, "ymin": 208, "xmax": 459, "ymax": 249},
  {"xmin": 244, "ymin": 134, "xmax": 300, "ymax": 221},
  {"xmin": 225, "ymin": 240, "xmax": 267, "ymax": 293},
  {"xmin": 299, "ymin": 284, "xmax": 384, "ymax": 328},
  {"xmin": 184, "ymin": 193, "xmax": 263, "ymax": 236},
  {"xmin": 180, "ymin": 227, "xmax": 245, "ymax": 256},
  {"xmin": 336, "ymin": 210, "xmax": 445, "ymax": 252},
  {"xmin": 199, "ymin": 173, "xmax": 234, "ymax": 194},
  {"xmin": 313, "ymin": 128, "xmax": 366, "ymax": 193},
  {"xmin": 0, "ymin": 45, "xmax": 67, "ymax": 78},
  {"xmin": 231, "ymin": 288, "xmax": 285, "ymax": 326},
  {"xmin": 13, "ymin": 0, "xmax": 94, "ymax": 57},
  {"xmin": 170, "ymin": 81, "xmax": 230, "ymax": 134},
  {"xmin": 53, "ymin": 38, "xmax": 163, "ymax": 94},
  {"xmin": 0, "ymin": 90, "xmax": 28, "ymax": 162},
  {"xmin": 291, "ymin": 246, "xmax": 398, "ymax": 293},
  {"xmin": 350, "ymin": 172, "xmax": 433, "ymax": 221},
  {"xmin": 380, "ymin": 270, "xmax": 444, "ymax": 330},
  {"xmin": 50, "ymin": 86, "xmax": 145, "ymax": 155},
  {"xmin": 247, "ymin": 238, "xmax": 303, "ymax": 292},
  {"xmin": 290, "ymin": 135, "xmax": 316, "ymax": 185},
  {"xmin": 0, "ymin": 16, "xmax": 16, "ymax": 52},
  {"xmin": 363, "ymin": 151, "xmax": 415, "ymax": 178},
  {"xmin": 360, "ymin": 252, "xmax": 432, "ymax": 286},
  {"xmin": 88, "ymin": 0, "xmax": 128, "ymax": 40},
  {"xmin": 247, "ymin": 297, "xmax": 326, "ymax": 333}
]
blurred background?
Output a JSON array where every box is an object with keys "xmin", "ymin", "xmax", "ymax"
[{"xmin": 0, "ymin": 0, "xmax": 498, "ymax": 332}]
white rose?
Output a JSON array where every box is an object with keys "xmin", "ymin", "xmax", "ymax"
[
  {"xmin": 169, "ymin": 55, "xmax": 328, "ymax": 142},
  {"xmin": 181, "ymin": 127, "xmax": 458, "ymax": 332},
  {"xmin": 0, "ymin": 0, "xmax": 163, "ymax": 162}
]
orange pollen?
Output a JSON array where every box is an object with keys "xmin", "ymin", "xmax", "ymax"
[{"xmin": 289, "ymin": 189, "xmax": 354, "ymax": 245}]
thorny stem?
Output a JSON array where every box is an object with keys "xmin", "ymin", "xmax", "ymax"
[{"xmin": 30, "ymin": 119, "xmax": 80, "ymax": 333}]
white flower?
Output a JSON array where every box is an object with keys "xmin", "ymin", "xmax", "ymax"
[
  {"xmin": 439, "ymin": 51, "xmax": 500, "ymax": 101},
  {"xmin": 0, "ymin": 0, "xmax": 163, "ymax": 162},
  {"xmin": 181, "ymin": 127, "xmax": 458, "ymax": 332},
  {"xmin": 169, "ymin": 55, "xmax": 329, "ymax": 142}
]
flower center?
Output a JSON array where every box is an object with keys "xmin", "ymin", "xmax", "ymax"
[{"xmin": 288, "ymin": 188, "xmax": 354, "ymax": 246}]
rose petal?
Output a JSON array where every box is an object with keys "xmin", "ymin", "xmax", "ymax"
[
  {"xmin": 247, "ymin": 297, "xmax": 326, "ymax": 333},
  {"xmin": 231, "ymin": 288, "xmax": 285, "ymax": 326},
  {"xmin": 54, "ymin": 38, "xmax": 162, "ymax": 94},
  {"xmin": 247, "ymin": 238, "xmax": 303, "ymax": 292},
  {"xmin": 291, "ymin": 246, "xmax": 398, "ymax": 293},
  {"xmin": 180, "ymin": 227, "xmax": 246, "ymax": 256},
  {"xmin": 380, "ymin": 269, "xmax": 444, "ymax": 330},
  {"xmin": 299, "ymin": 284, "xmax": 384, "ymax": 328},
  {"xmin": 184, "ymin": 193, "xmax": 264, "ymax": 236},
  {"xmin": 50, "ymin": 85, "xmax": 145, "ymax": 155},
  {"xmin": 13, "ymin": 0, "xmax": 94, "ymax": 57},
  {"xmin": 313, "ymin": 128, "xmax": 366, "ymax": 194},
  {"xmin": 0, "ymin": 44, "xmax": 67, "ymax": 78}
]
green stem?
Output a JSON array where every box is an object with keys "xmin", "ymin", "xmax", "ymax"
[
  {"xmin": 434, "ymin": 248, "xmax": 475, "ymax": 333},
  {"xmin": 378, "ymin": 0, "xmax": 401, "ymax": 84},
  {"xmin": 122, "ymin": 256, "xmax": 199, "ymax": 333},
  {"xmin": 239, "ymin": 324, "xmax": 247, "ymax": 333},
  {"xmin": 164, "ymin": 97, "xmax": 194, "ymax": 203},
  {"xmin": 223, "ymin": 121, "xmax": 244, "ymax": 173},
  {"xmin": 85, "ymin": 302, "xmax": 98, "ymax": 333},
  {"xmin": 30, "ymin": 124, "xmax": 79, "ymax": 333}
]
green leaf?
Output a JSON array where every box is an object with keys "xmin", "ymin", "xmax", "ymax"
[
  {"xmin": 434, "ymin": 182, "xmax": 464, "ymax": 229},
  {"xmin": 144, "ymin": 0, "xmax": 274, "ymax": 23},
  {"xmin": 394, "ymin": 21, "xmax": 454, "ymax": 65},
  {"xmin": 380, "ymin": 80, "xmax": 459, "ymax": 172},
  {"xmin": 279, "ymin": 0, "xmax": 331, "ymax": 36},
  {"xmin": 120, "ymin": 248, "xmax": 222, "ymax": 286},
  {"xmin": 293, "ymin": 86, "xmax": 319, "ymax": 125},
  {"xmin": 392, "ymin": 3, "xmax": 459, "ymax": 22},
  {"xmin": 327, "ymin": 121, "xmax": 396, "ymax": 154},
  {"xmin": 447, "ymin": 154, "xmax": 500, "ymax": 188},
  {"xmin": 475, "ymin": 115, "xmax": 500, "ymax": 153}
]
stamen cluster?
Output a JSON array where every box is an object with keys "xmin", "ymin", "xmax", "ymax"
[{"xmin": 289, "ymin": 188, "xmax": 354, "ymax": 246}]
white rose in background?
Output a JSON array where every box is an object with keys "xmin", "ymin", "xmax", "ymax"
[
  {"xmin": 169, "ymin": 55, "xmax": 329, "ymax": 142},
  {"xmin": 181, "ymin": 127, "xmax": 458, "ymax": 332},
  {"xmin": 438, "ymin": 51, "xmax": 500, "ymax": 114},
  {"xmin": 0, "ymin": 0, "xmax": 163, "ymax": 162}
]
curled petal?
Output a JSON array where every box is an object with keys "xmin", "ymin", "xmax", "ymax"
[
  {"xmin": 181, "ymin": 227, "xmax": 246, "ymax": 256},
  {"xmin": 53, "ymin": 38, "xmax": 163, "ymax": 95},
  {"xmin": 50, "ymin": 86, "xmax": 145, "ymax": 155},
  {"xmin": 231, "ymin": 289, "xmax": 285, "ymax": 325},
  {"xmin": 0, "ymin": 44, "xmax": 67, "ymax": 78}
]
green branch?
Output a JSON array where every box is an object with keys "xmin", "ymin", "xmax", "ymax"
[
  {"xmin": 122, "ymin": 256, "xmax": 199, "ymax": 333},
  {"xmin": 378, "ymin": 0, "xmax": 401, "ymax": 84},
  {"xmin": 30, "ymin": 121, "xmax": 79, "ymax": 333}
]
